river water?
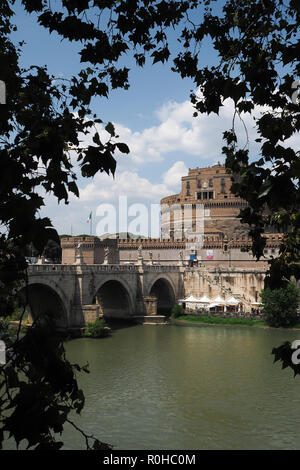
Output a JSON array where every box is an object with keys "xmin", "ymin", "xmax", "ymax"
[{"xmin": 62, "ymin": 323, "xmax": 300, "ymax": 450}]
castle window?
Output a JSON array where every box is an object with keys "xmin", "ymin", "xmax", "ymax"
[
  {"xmin": 197, "ymin": 191, "xmax": 214, "ymax": 200},
  {"xmin": 197, "ymin": 179, "xmax": 201, "ymax": 188},
  {"xmin": 186, "ymin": 181, "xmax": 190, "ymax": 196},
  {"xmin": 209, "ymin": 179, "xmax": 213, "ymax": 187},
  {"xmin": 221, "ymin": 178, "xmax": 226, "ymax": 193}
]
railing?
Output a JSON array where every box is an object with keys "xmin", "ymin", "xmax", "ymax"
[
  {"xmin": 182, "ymin": 267, "xmax": 257, "ymax": 308},
  {"xmin": 141, "ymin": 265, "xmax": 181, "ymax": 272},
  {"xmin": 81, "ymin": 264, "xmax": 139, "ymax": 272},
  {"xmin": 195, "ymin": 270, "xmax": 255, "ymax": 308},
  {"xmin": 27, "ymin": 263, "xmax": 181, "ymax": 274},
  {"xmin": 184, "ymin": 266, "xmax": 267, "ymax": 274},
  {"xmin": 27, "ymin": 264, "xmax": 77, "ymax": 273}
]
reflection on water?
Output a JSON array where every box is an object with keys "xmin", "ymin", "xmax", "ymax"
[{"xmin": 62, "ymin": 325, "xmax": 300, "ymax": 449}]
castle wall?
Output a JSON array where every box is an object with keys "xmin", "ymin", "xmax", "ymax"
[
  {"xmin": 183, "ymin": 267, "xmax": 266, "ymax": 305},
  {"xmin": 61, "ymin": 237, "xmax": 119, "ymax": 265},
  {"xmin": 61, "ymin": 234, "xmax": 281, "ymax": 268}
]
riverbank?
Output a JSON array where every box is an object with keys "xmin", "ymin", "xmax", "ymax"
[{"xmin": 171, "ymin": 315, "xmax": 300, "ymax": 330}]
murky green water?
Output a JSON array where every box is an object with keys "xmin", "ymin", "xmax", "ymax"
[{"xmin": 61, "ymin": 324, "xmax": 300, "ymax": 450}]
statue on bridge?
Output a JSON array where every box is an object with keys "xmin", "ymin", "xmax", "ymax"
[
  {"xmin": 74, "ymin": 242, "xmax": 84, "ymax": 265},
  {"xmin": 178, "ymin": 250, "xmax": 184, "ymax": 267},
  {"xmin": 137, "ymin": 244, "xmax": 143, "ymax": 265},
  {"xmin": 103, "ymin": 246, "xmax": 110, "ymax": 265}
]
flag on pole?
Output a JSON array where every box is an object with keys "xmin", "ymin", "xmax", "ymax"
[{"xmin": 87, "ymin": 212, "xmax": 92, "ymax": 223}]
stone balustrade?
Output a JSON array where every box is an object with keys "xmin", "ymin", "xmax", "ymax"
[
  {"xmin": 27, "ymin": 264, "xmax": 77, "ymax": 273},
  {"xmin": 27, "ymin": 263, "xmax": 181, "ymax": 274}
]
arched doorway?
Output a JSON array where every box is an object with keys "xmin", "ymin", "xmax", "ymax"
[
  {"xmin": 149, "ymin": 278, "xmax": 175, "ymax": 315},
  {"xmin": 18, "ymin": 283, "xmax": 67, "ymax": 330},
  {"xmin": 94, "ymin": 280, "xmax": 132, "ymax": 319}
]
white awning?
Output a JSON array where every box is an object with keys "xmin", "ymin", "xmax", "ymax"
[
  {"xmin": 182, "ymin": 295, "xmax": 201, "ymax": 303},
  {"xmin": 213, "ymin": 296, "xmax": 226, "ymax": 304},
  {"xmin": 226, "ymin": 296, "xmax": 239, "ymax": 305},
  {"xmin": 199, "ymin": 295, "xmax": 211, "ymax": 303}
]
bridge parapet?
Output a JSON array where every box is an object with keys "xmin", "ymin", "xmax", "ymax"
[
  {"xmin": 28, "ymin": 264, "xmax": 77, "ymax": 273},
  {"xmin": 80, "ymin": 264, "xmax": 139, "ymax": 273},
  {"xmin": 141, "ymin": 265, "xmax": 181, "ymax": 272},
  {"xmin": 28, "ymin": 264, "xmax": 182, "ymax": 274},
  {"xmin": 184, "ymin": 266, "xmax": 267, "ymax": 274}
]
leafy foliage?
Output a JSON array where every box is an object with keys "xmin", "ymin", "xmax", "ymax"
[
  {"xmin": 260, "ymin": 282, "xmax": 300, "ymax": 328},
  {"xmin": 272, "ymin": 341, "xmax": 300, "ymax": 378},
  {"xmin": 171, "ymin": 304, "xmax": 184, "ymax": 318},
  {"xmin": 173, "ymin": 0, "xmax": 300, "ymax": 289},
  {"xmin": 0, "ymin": 319, "xmax": 111, "ymax": 450},
  {"xmin": 1, "ymin": 0, "xmax": 300, "ymax": 448},
  {"xmin": 84, "ymin": 318, "xmax": 110, "ymax": 338},
  {"xmin": 43, "ymin": 239, "xmax": 62, "ymax": 263}
]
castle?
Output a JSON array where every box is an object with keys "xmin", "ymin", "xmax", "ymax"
[{"xmin": 61, "ymin": 164, "xmax": 281, "ymax": 268}]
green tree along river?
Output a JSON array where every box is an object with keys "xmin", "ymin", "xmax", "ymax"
[{"xmin": 58, "ymin": 324, "xmax": 300, "ymax": 450}]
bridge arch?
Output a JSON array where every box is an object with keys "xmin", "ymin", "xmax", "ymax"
[
  {"xmin": 148, "ymin": 276, "xmax": 176, "ymax": 314},
  {"xmin": 18, "ymin": 281, "xmax": 68, "ymax": 330},
  {"xmin": 93, "ymin": 277, "xmax": 134, "ymax": 319}
]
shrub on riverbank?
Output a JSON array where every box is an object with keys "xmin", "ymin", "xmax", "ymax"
[
  {"xmin": 171, "ymin": 304, "xmax": 184, "ymax": 318},
  {"xmin": 261, "ymin": 282, "xmax": 300, "ymax": 328},
  {"xmin": 173, "ymin": 315, "xmax": 267, "ymax": 327},
  {"xmin": 9, "ymin": 306, "xmax": 30, "ymax": 323},
  {"xmin": 84, "ymin": 318, "xmax": 110, "ymax": 338}
]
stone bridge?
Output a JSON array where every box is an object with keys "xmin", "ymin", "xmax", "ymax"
[
  {"xmin": 22, "ymin": 263, "xmax": 270, "ymax": 332},
  {"xmin": 24, "ymin": 264, "xmax": 185, "ymax": 330}
]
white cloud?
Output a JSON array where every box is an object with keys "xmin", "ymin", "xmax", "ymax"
[
  {"xmin": 108, "ymin": 98, "xmax": 260, "ymax": 164},
  {"xmin": 42, "ymin": 159, "xmax": 187, "ymax": 235},
  {"xmin": 78, "ymin": 170, "xmax": 171, "ymax": 204},
  {"xmin": 73, "ymin": 98, "xmax": 240, "ymax": 170},
  {"xmin": 74, "ymin": 160, "xmax": 187, "ymax": 205},
  {"xmin": 163, "ymin": 161, "xmax": 188, "ymax": 188},
  {"xmin": 41, "ymin": 96, "xmax": 300, "ymax": 235},
  {"xmin": 70, "ymin": 97, "xmax": 300, "ymax": 177}
]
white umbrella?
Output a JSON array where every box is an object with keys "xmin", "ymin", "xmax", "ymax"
[
  {"xmin": 213, "ymin": 296, "xmax": 226, "ymax": 304},
  {"xmin": 199, "ymin": 295, "xmax": 211, "ymax": 303},
  {"xmin": 226, "ymin": 296, "xmax": 239, "ymax": 305},
  {"xmin": 182, "ymin": 295, "xmax": 201, "ymax": 303}
]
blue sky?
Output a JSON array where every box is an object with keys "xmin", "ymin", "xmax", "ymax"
[{"xmin": 10, "ymin": 2, "xmax": 300, "ymax": 237}]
